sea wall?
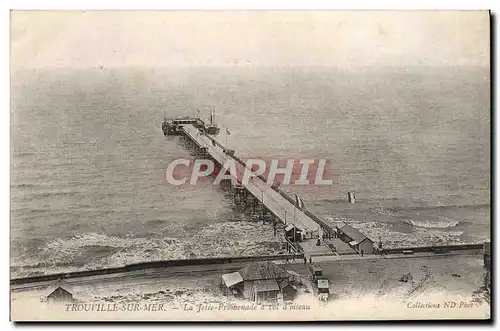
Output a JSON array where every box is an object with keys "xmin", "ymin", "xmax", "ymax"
[
  {"xmin": 381, "ymin": 243, "xmax": 483, "ymax": 254},
  {"xmin": 10, "ymin": 253, "xmax": 303, "ymax": 285}
]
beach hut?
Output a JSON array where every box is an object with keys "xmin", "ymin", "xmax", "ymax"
[
  {"xmin": 239, "ymin": 261, "xmax": 290, "ymax": 302},
  {"xmin": 221, "ymin": 272, "xmax": 244, "ymax": 297},
  {"xmin": 286, "ymin": 270, "xmax": 302, "ymax": 284},
  {"xmin": 251, "ymin": 279, "xmax": 281, "ymax": 303},
  {"xmin": 285, "ymin": 224, "xmax": 303, "ymax": 242},
  {"xmin": 45, "ymin": 280, "xmax": 74, "ymax": 304},
  {"xmin": 278, "ymin": 279, "xmax": 297, "ymax": 301},
  {"xmin": 337, "ymin": 223, "xmax": 374, "ymax": 254}
]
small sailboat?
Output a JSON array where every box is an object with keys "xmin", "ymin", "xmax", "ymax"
[{"xmin": 347, "ymin": 191, "xmax": 356, "ymax": 203}]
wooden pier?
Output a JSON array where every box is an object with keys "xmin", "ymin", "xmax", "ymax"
[{"xmin": 179, "ymin": 124, "xmax": 334, "ymax": 257}]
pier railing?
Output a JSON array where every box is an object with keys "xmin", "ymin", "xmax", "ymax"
[
  {"xmin": 277, "ymin": 190, "xmax": 336, "ymax": 236},
  {"xmin": 209, "ymin": 136, "xmax": 329, "ymax": 232}
]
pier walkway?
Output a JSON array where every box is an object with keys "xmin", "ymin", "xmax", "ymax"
[{"xmin": 181, "ymin": 124, "xmax": 321, "ymax": 235}]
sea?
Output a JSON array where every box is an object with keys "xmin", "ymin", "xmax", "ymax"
[{"xmin": 10, "ymin": 66, "xmax": 490, "ymax": 277}]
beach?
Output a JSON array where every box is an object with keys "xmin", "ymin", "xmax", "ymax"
[{"xmin": 11, "ymin": 252, "xmax": 490, "ymax": 320}]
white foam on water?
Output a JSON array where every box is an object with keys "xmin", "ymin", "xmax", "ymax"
[
  {"xmin": 12, "ymin": 221, "xmax": 287, "ymax": 277},
  {"xmin": 325, "ymin": 218, "xmax": 465, "ymax": 249}
]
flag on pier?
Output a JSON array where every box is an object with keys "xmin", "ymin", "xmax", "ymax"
[
  {"xmin": 318, "ymin": 226, "xmax": 324, "ymax": 241},
  {"xmin": 295, "ymin": 194, "xmax": 305, "ymax": 210}
]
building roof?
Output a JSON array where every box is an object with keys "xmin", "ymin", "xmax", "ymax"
[
  {"xmin": 278, "ymin": 279, "xmax": 298, "ymax": 292},
  {"xmin": 278, "ymin": 279, "xmax": 289, "ymax": 289},
  {"xmin": 339, "ymin": 224, "xmax": 372, "ymax": 243},
  {"xmin": 45, "ymin": 279, "xmax": 73, "ymax": 297},
  {"xmin": 309, "ymin": 265, "xmax": 323, "ymax": 273},
  {"xmin": 239, "ymin": 261, "xmax": 289, "ymax": 281},
  {"xmin": 253, "ymin": 279, "xmax": 280, "ymax": 292},
  {"xmin": 317, "ymin": 279, "xmax": 329, "ymax": 289},
  {"xmin": 286, "ymin": 270, "xmax": 301, "ymax": 278},
  {"xmin": 221, "ymin": 272, "xmax": 243, "ymax": 288},
  {"xmin": 279, "ymin": 278, "xmax": 297, "ymax": 290}
]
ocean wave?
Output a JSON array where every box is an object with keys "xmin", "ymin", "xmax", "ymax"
[
  {"xmin": 11, "ymin": 221, "xmax": 287, "ymax": 278},
  {"xmin": 322, "ymin": 199, "xmax": 348, "ymax": 204},
  {"xmin": 323, "ymin": 219, "xmax": 466, "ymax": 249},
  {"xmin": 391, "ymin": 203, "xmax": 490, "ymax": 212},
  {"xmin": 324, "ymin": 216, "xmax": 355, "ymax": 225},
  {"xmin": 360, "ymin": 223, "xmax": 464, "ymax": 249},
  {"xmin": 11, "ymin": 183, "xmax": 38, "ymax": 189},
  {"xmin": 407, "ymin": 218, "xmax": 459, "ymax": 229},
  {"xmin": 25, "ymin": 191, "xmax": 80, "ymax": 199}
]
